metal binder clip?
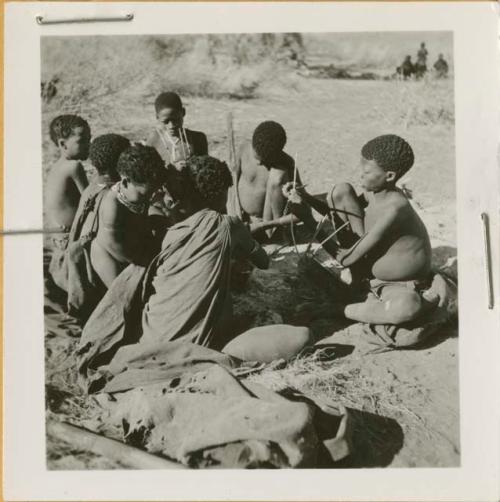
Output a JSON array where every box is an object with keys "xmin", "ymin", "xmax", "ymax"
[
  {"xmin": 36, "ymin": 13, "xmax": 134, "ymax": 25},
  {"xmin": 481, "ymin": 213, "xmax": 494, "ymax": 309}
]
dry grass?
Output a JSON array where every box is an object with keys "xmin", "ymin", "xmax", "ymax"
[{"xmin": 245, "ymin": 348, "xmax": 427, "ymax": 428}]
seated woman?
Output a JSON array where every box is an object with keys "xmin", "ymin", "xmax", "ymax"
[{"xmin": 79, "ymin": 155, "xmax": 311, "ymax": 371}]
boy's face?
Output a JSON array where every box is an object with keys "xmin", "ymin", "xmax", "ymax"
[
  {"xmin": 61, "ymin": 126, "xmax": 90, "ymax": 160},
  {"xmin": 157, "ymin": 107, "xmax": 185, "ymax": 136},
  {"xmin": 360, "ymin": 156, "xmax": 396, "ymax": 192},
  {"xmin": 122, "ymin": 178, "xmax": 161, "ymax": 204}
]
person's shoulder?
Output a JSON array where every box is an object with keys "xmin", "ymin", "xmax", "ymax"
[
  {"xmin": 271, "ymin": 151, "xmax": 293, "ymax": 175},
  {"xmin": 186, "ymin": 129, "xmax": 207, "ymax": 141},
  {"xmin": 281, "ymin": 151, "xmax": 294, "ymax": 168},
  {"xmin": 386, "ymin": 189, "xmax": 411, "ymax": 212},
  {"xmin": 50, "ymin": 157, "xmax": 78, "ymax": 175},
  {"xmin": 187, "ymin": 129, "xmax": 208, "ymax": 154},
  {"xmin": 100, "ymin": 189, "xmax": 124, "ymax": 225},
  {"xmin": 239, "ymin": 141, "xmax": 252, "ymax": 157},
  {"xmin": 61, "ymin": 159, "xmax": 85, "ymax": 178},
  {"xmin": 47, "ymin": 158, "xmax": 64, "ymax": 179},
  {"xmin": 269, "ymin": 153, "xmax": 292, "ymax": 183},
  {"xmin": 145, "ymin": 128, "xmax": 160, "ymax": 146},
  {"xmin": 238, "ymin": 141, "xmax": 254, "ymax": 165}
]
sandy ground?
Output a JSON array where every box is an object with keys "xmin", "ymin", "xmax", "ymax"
[{"xmin": 44, "ymin": 75, "xmax": 459, "ymax": 468}]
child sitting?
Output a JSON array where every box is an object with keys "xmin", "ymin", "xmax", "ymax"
[
  {"xmin": 90, "ymin": 144, "xmax": 166, "ymax": 289},
  {"xmin": 146, "ymin": 91, "xmax": 208, "ymax": 170},
  {"xmin": 48, "ymin": 134, "xmax": 132, "ymax": 316},
  {"xmin": 45, "ymin": 114, "xmax": 91, "ymax": 238},
  {"xmin": 227, "ymin": 120, "xmax": 314, "ymax": 241},
  {"xmin": 291, "ymin": 134, "xmax": 437, "ymax": 327}
]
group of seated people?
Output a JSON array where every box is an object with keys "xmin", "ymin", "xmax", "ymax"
[
  {"xmin": 45, "ymin": 90, "xmax": 442, "ymax": 362},
  {"xmin": 397, "ymin": 43, "xmax": 449, "ymax": 80}
]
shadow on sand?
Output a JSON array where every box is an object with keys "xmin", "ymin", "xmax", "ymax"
[
  {"xmin": 332, "ymin": 408, "xmax": 405, "ymax": 468},
  {"xmin": 321, "ymin": 408, "xmax": 404, "ymax": 469}
]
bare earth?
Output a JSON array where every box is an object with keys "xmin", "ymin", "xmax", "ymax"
[{"xmin": 44, "ymin": 76, "xmax": 459, "ymax": 468}]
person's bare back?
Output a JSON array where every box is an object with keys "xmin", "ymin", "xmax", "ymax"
[
  {"xmin": 45, "ymin": 158, "xmax": 88, "ymax": 230},
  {"xmin": 363, "ymin": 189, "xmax": 432, "ymax": 281}
]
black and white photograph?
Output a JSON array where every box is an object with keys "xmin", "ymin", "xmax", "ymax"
[
  {"xmin": 4, "ymin": 2, "xmax": 500, "ymax": 500},
  {"xmin": 41, "ymin": 30, "xmax": 460, "ymax": 470}
]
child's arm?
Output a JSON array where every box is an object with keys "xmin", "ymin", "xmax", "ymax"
[
  {"xmin": 262, "ymin": 170, "xmax": 289, "ymax": 237},
  {"xmin": 338, "ymin": 201, "xmax": 404, "ymax": 267},
  {"xmin": 282, "ymin": 182, "xmax": 330, "ymax": 216},
  {"xmin": 298, "ymin": 190, "xmax": 330, "ymax": 216},
  {"xmin": 248, "ymin": 213, "xmax": 299, "ymax": 234},
  {"xmin": 232, "ymin": 219, "xmax": 269, "ymax": 269},
  {"xmin": 71, "ymin": 161, "xmax": 89, "ymax": 193}
]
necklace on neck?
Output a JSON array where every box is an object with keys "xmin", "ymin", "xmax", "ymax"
[
  {"xmin": 156, "ymin": 127, "xmax": 191, "ymax": 163},
  {"xmin": 112, "ymin": 182, "xmax": 148, "ymax": 215}
]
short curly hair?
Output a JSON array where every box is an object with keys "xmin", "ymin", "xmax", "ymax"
[
  {"xmin": 252, "ymin": 121, "xmax": 287, "ymax": 162},
  {"xmin": 184, "ymin": 155, "xmax": 232, "ymax": 208},
  {"xmin": 117, "ymin": 144, "xmax": 166, "ymax": 187},
  {"xmin": 361, "ymin": 134, "xmax": 414, "ymax": 179},
  {"xmin": 89, "ymin": 134, "xmax": 130, "ymax": 175},
  {"xmin": 154, "ymin": 92, "xmax": 183, "ymax": 114},
  {"xmin": 49, "ymin": 114, "xmax": 90, "ymax": 146}
]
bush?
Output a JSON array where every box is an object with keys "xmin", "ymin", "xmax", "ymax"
[{"xmin": 41, "ymin": 34, "xmax": 305, "ymax": 109}]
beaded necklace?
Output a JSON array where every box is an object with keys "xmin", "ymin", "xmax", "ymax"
[{"xmin": 111, "ymin": 182, "xmax": 148, "ymax": 215}]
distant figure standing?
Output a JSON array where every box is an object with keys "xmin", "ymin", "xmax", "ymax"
[
  {"xmin": 397, "ymin": 55, "xmax": 415, "ymax": 80},
  {"xmin": 415, "ymin": 42, "xmax": 428, "ymax": 79},
  {"xmin": 434, "ymin": 54, "xmax": 449, "ymax": 79}
]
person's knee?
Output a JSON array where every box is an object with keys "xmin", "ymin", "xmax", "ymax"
[
  {"xmin": 385, "ymin": 293, "xmax": 422, "ymax": 324},
  {"xmin": 331, "ymin": 182, "xmax": 356, "ymax": 205}
]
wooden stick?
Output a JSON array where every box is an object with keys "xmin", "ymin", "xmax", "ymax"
[
  {"xmin": 47, "ymin": 420, "xmax": 186, "ymax": 469},
  {"xmin": 305, "ymin": 213, "xmax": 329, "ymax": 255},
  {"xmin": 181, "ymin": 127, "xmax": 191, "ymax": 158},
  {"xmin": 226, "ymin": 112, "xmax": 237, "ymax": 173},
  {"xmin": 293, "ymin": 152, "xmax": 298, "ymax": 187},
  {"xmin": 312, "ymin": 220, "xmax": 350, "ymax": 256},
  {"xmin": 179, "ymin": 127, "xmax": 187, "ymax": 160}
]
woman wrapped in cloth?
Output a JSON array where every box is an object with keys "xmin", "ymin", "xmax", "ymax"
[
  {"xmin": 78, "ymin": 155, "xmax": 312, "ymax": 385},
  {"xmin": 76, "ymin": 157, "xmax": 352, "ymax": 470}
]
